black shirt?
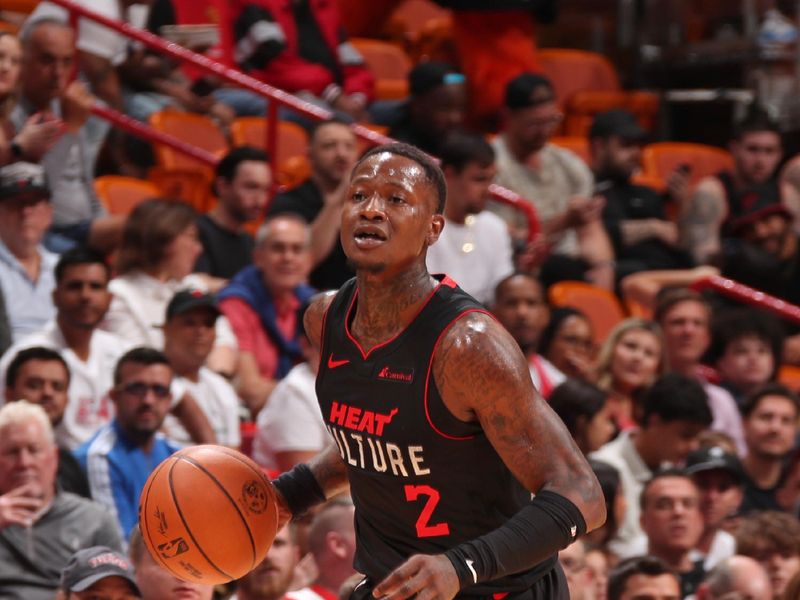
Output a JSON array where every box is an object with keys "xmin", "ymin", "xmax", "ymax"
[
  {"xmin": 268, "ymin": 179, "xmax": 353, "ymax": 291},
  {"xmin": 58, "ymin": 447, "xmax": 90, "ymax": 498},
  {"xmin": 194, "ymin": 214, "xmax": 255, "ymax": 280},
  {"xmin": 598, "ymin": 178, "xmax": 693, "ymax": 278},
  {"xmin": 317, "ymin": 276, "xmax": 560, "ymax": 596}
]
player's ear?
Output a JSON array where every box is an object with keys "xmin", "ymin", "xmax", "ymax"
[{"xmin": 427, "ymin": 214, "xmax": 445, "ymax": 246}]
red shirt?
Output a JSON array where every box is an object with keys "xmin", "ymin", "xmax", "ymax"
[{"xmin": 220, "ymin": 294, "xmax": 300, "ymax": 378}]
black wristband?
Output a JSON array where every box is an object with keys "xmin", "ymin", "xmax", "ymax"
[
  {"xmin": 444, "ymin": 490, "xmax": 587, "ymax": 589},
  {"xmin": 271, "ymin": 464, "xmax": 327, "ymax": 519}
]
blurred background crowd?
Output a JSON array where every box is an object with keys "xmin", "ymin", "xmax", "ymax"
[{"xmin": 2, "ymin": 0, "xmax": 800, "ymax": 599}]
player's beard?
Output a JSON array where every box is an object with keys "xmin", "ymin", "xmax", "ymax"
[{"xmin": 347, "ymin": 257, "xmax": 387, "ymax": 274}]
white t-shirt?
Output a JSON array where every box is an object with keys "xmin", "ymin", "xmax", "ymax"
[
  {"xmin": 162, "ymin": 368, "xmax": 242, "ymax": 447},
  {"xmin": 426, "ymin": 211, "xmax": 514, "ymax": 306},
  {"xmin": 0, "ymin": 322, "xmax": 132, "ymax": 449},
  {"xmin": 252, "ymin": 363, "xmax": 329, "ymax": 470},
  {"xmin": 25, "ymin": 1, "xmax": 149, "ymax": 66},
  {"xmin": 103, "ymin": 271, "xmax": 237, "ymax": 351}
]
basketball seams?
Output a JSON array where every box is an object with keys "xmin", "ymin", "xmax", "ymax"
[
  {"xmin": 168, "ymin": 457, "xmax": 235, "ymax": 581},
  {"xmin": 175, "ymin": 454, "xmax": 259, "ymax": 572},
  {"xmin": 140, "ymin": 456, "xmax": 177, "ymax": 573}
]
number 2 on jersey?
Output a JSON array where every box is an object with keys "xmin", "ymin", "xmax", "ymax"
[{"xmin": 404, "ymin": 484, "xmax": 450, "ymax": 538}]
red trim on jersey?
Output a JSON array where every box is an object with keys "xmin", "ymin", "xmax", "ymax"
[
  {"xmin": 424, "ymin": 308, "xmax": 492, "ymax": 441},
  {"xmin": 344, "ymin": 279, "xmax": 446, "ymax": 360},
  {"xmin": 317, "ymin": 295, "xmax": 334, "ymax": 374}
]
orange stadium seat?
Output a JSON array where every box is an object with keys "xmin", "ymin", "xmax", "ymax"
[
  {"xmin": 230, "ymin": 117, "xmax": 309, "ymax": 163},
  {"xmin": 779, "ymin": 365, "xmax": 800, "ymax": 392},
  {"xmin": 410, "ymin": 15, "xmax": 456, "ymax": 64},
  {"xmin": 147, "ymin": 167, "xmax": 216, "ymax": 213},
  {"xmin": 350, "ymin": 38, "xmax": 411, "ymax": 100},
  {"xmin": 148, "ymin": 111, "xmax": 228, "ymax": 174},
  {"xmin": 548, "ymin": 280, "xmax": 626, "ymax": 344},
  {"xmin": 94, "ymin": 176, "xmax": 160, "ymax": 216},
  {"xmin": 641, "ymin": 142, "xmax": 734, "ymax": 188},
  {"xmin": 1, "ymin": 0, "xmax": 39, "ymax": 15},
  {"xmin": 538, "ymin": 49, "xmax": 659, "ymax": 137},
  {"xmin": 550, "ymin": 136, "xmax": 590, "ymax": 165}
]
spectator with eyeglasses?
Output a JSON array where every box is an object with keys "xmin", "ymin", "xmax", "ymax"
[
  {"xmin": 74, "ymin": 347, "xmax": 179, "ymax": 541},
  {"xmin": 490, "ymin": 73, "xmax": 614, "ymax": 291}
]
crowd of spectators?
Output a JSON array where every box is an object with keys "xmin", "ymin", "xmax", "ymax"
[{"xmin": 3, "ymin": 0, "xmax": 800, "ymax": 599}]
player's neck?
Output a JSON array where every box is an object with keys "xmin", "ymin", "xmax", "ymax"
[{"xmin": 352, "ymin": 265, "xmax": 437, "ymax": 348}]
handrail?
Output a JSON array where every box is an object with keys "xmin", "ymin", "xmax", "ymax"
[
  {"xmin": 690, "ymin": 275, "xmax": 800, "ymax": 325},
  {"xmin": 91, "ymin": 104, "xmax": 218, "ymax": 167},
  {"xmin": 50, "ymin": 0, "xmax": 540, "ymax": 240}
]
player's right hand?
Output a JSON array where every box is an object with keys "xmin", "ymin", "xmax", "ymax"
[
  {"xmin": 0, "ymin": 483, "xmax": 44, "ymax": 529},
  {"xmin": 372, "ymin": 554, "xmax": 460, "ymax": 600}
]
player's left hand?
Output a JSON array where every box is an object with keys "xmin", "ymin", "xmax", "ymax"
[{"xmin": 372, "ymin": 554, "xmax": 460, "ymax": 600}]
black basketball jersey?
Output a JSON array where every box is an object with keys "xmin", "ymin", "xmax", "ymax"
[
  {"xmin": 317, "ymin": 276, "xmax": 557, "ymax": 597},
  {"xmin": 717, "ymin": 170, "xmax": 782, "ymax": 236}
]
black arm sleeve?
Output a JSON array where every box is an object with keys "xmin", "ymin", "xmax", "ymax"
[{"xmin": 443, "ymin": 490, "xmax": 587, "ymax": 590}]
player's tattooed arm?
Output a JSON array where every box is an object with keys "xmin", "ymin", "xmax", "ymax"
[
  {"xmin": 434, "ymin": 313, "xmax": 606, "ymax": 531},
  {"xmin": 303, "ymin": 291, "xmax": 337, "ymax": 350},
  {"xmin": 678, "ymin": 178, "xmax": 727, "ymax": 264},
  {"xmin": 308, "ymin": 443, "xmax": 350, "ymax": 497}
]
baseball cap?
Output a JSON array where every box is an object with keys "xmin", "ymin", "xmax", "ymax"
[
  {"xmin": 165, "ymin": 289, "xmax": 221, "ymax": 321},
  {"xmin": 409, "ymin": 61, "xmax": 465, "ymax": 96},
  {"xmin": 589, "ymin": 109, "xmax": 648, "ymax": 142},
  {"xmin": 727, "ymin": 196, "xmax": 792, "ymax": 235},
  {"xmin": 0, "ymin": 162, "xmax": 50, "ymax": 203},
  {"xmin": 684, "ymin": 446, "xmax": 744, "ymax": 482},
  {"xmin": 504, "ymin": 72, "xmax": 556, "ymax": 109},
  {"xmin": 60, "ymin": 546, "xmax": 141, "ymax": 595}
]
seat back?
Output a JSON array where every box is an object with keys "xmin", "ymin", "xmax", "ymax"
[
  {"xmin": 230, "ymin": 117, "xmax": 309, "ymax": 164},
  {"xmin": 350, "ymin": 38, "xmax": 412, "ymax": 100},
  {"xmin": 385, "ymin": 0, "xmax": 451, "ymax": 45},
  {"xmin": 148, "ymin": 111, "xmax": 228, "ymax": 174},
  {"xmin": 779, "ymin": 365, "xmax": 800, "ymax": 392},
  {"xmin": 548, "ymin": 280, "xmax": 626, "ymax": 343},
  {"xmin": 550, "ymin": 136, "xmax": 590, "ymax": 165},
  {"xmin": 641, "ymin": 142, "xmax": 734, "ymax": 188},
  {"xmin": 94, "ymin": 176, "xmax": 161, "ymax": 216},
  {"xmin": 538, "ymin": 49, "xmax": 621, "ymax": 106}
]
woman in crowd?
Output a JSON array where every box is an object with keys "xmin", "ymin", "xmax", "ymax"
[
  {"xmin": 539, "ymin": 307, "xmax": 596, "ymax": 381},
  {"xmin": 549, "ymin": 378, "xmax": 615, "ymax": 455},
  {"xmin": 102, "ymin": 199, "xmax": 236, "ymax": 372},
  {"xmin": 594, "ymin": 318, "xmax": 665, "ymax": 431},
  {"xmin": 0, "ymin": 32, "xmax": 62, "ymax": 165}
]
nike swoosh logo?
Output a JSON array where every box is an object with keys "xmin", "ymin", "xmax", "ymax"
[
  {"xmin": 465, "ymin": 559, "xmax": 477, "ymax": 584},
  {"xmin": 327, "ymin": 354, "xmax": 350, "ymax": 369}
]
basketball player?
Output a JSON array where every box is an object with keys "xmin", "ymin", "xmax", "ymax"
[{"xmin": 272, "ymin": 143, "xmax": 606, "ymax": 600}]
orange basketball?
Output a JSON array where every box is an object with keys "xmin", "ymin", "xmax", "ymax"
[{"xmin": 139, "ymin": 445, "xmax": 279, "ymax": 585}]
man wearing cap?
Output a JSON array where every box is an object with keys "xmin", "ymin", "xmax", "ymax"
[
  {"xmin": 589, "ymin": 109, "xmax": 694, "ymax": 280},
  {"xmin": 491, "ymin": 73, "xmax": 615, "ymax": 290},
  {"xmin": 377, "ymin": 61, "xmax": 467, "ymax": 157},
  {"xmin": 74, "ymin": 347, "xmax": 180, "ymax": 540},
  {"xmin": 0, "ymin": 161, "xmax": 58, "ymax": 341},
  {"xmin": 161, "ymin": 290, "xmax": 241, "ymax": 447},
  {"xmin": 684, "ymin": 446, "xmax": 745, "ymax": 571},
  {"xmin": 268, "ymin": 117, "xmax": 358, "ymax": 290},
  {"xmin": 57, "ymin": 546, "xmax": 141, "ymax": 599},
  {"xmin": 0, "ymin": 400, "xmax": 123, "ymax": 600}
]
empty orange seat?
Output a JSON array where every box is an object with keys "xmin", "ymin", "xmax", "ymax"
[
  {"xmin": 550, "ymin": 136, "xmax": 590, "ymax": 165},
  {"xmin": 548, "ymin": 280, "xmax": 626, "ymax": 344},
  {"xmin": 779, "ymin": 365, "xmax": 800, "ymax": 392},
  {"xmin": 350, "ymin": 38, "xmax": 411, "ymax": 100},
  {"xmin": 641, "ymin": 142, "xmax": 734, "ymax": 188},
  {"xmin": 95, "ymin": 176, "xmax": 160, "ymax": 216},
  {"xmin": 538, "ymin": 49, "xmax": 659, "ymax": 137},
  {"xmin": 385, "ymin": 0, "xmax": 451, "ymax": 48},
  {"xmin": 148, "ymin": 111, "xmax": 227, "ymax": 175}
]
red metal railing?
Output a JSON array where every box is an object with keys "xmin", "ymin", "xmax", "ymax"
[
  {"xmin": 690, "ymin": 275, "xmax": 800, "ymax": 325},
  {"xmin": 49, "ymin": 0, "xmax": 541, "ymax": 240}
]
